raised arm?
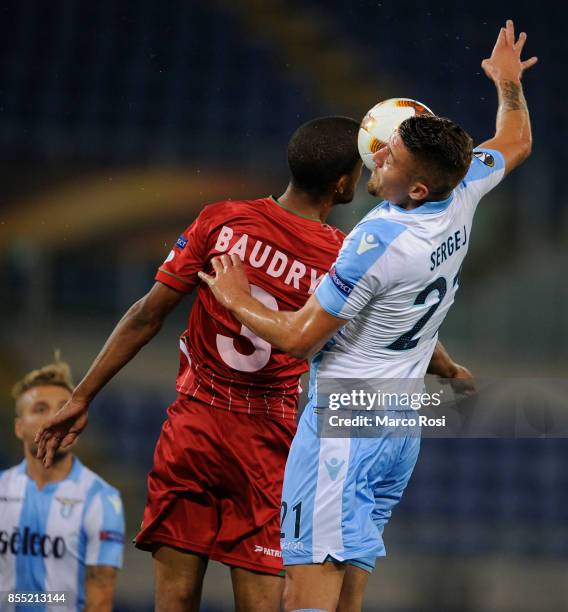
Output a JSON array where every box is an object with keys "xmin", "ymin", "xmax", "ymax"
[
  {"xmin": 478, "ymin": 19, "xmax": 537, "ymax": 176},
  {"xmin": 199, "ymin": 255, "xmax": 346, "ymax": 359},
  {"xmin": 35, "ymin": 282, "xmax": 184, "ymax": 467}
]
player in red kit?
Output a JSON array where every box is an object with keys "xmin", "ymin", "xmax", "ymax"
[
  {"xmin": 34, "ymin": 117, "xmax": 365, "ymax": 612},
  {"xmin": 154, "ymin": 196, "xmax": 345, "ymax": 419}
]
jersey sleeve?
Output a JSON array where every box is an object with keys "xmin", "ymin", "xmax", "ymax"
[
  {"xmin": 84, "ymin": 485, "xmax": 125, "ymax": 568},
  {"xmin": 461, "ymin": 148, "xmax": 506, "ymax": 206},
  {"xmin": 315, "ymin": 218, "xmax": 407, "ymax": 320},
  {"xmin": 155, "ymin": 209, "xmax": 210, "ymax": 293}
]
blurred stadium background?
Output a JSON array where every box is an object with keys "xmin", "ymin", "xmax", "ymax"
[{"xmin": 1, "ymin": 1, "xmax": 567, "ymax": 610}]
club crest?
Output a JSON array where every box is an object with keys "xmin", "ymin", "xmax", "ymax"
[{"xmin": 55, "ymin": 496, "xmax": 83, "ymax": 519}]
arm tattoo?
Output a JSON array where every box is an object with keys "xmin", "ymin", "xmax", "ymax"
[{"xmin": 499, "ymin": 80, "xmax": 527, "ymax": 112}]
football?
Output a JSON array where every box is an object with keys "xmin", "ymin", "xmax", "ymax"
[{"xmin": 358, "ymin": 98, "xmax": 434, "ymax": 170}]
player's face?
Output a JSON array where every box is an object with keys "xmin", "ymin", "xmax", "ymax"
[
  {"xmin": 15, "ymin": 385, "xmax": 73, "ymax": 459},
  {"xmin": 336, "ymin": 159, "xmax": 364, "ymax": 204},
  {"xmin": 367, "ymin": 131, "xmax": 424, "ymax": 204}
]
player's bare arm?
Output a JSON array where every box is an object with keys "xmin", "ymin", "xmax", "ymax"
[
  {"xmin": 35, "ymin": 282, "xmax": 185, "ymax": 467},
  {"xmin": 478, "ymin": 19, "xmax": 537, "ymax": 175},
  {"xmin": 199, "ymin": 254, "xmax": 346, "ymax": 359},
  {"xmin": 427, "ymin": 340, "xmax": 476, "ymax": 396},
  {"xmin": 201, "ymin": 256, "xmax": 476, "ymax": 390},
  {"xmin": 84, "ymin": 565, "xmax": 118, "ymax": 612}
]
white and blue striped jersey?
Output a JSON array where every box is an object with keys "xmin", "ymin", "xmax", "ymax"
[
  {"xmin": 0, "ymin": 457, "xmax": 125, "ymax": 611},
  {"xmin": 311, "ymin": 148, "xmax": 505, "ymax": 390}
]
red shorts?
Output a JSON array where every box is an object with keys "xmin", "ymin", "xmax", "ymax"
[{"xmin": 135, "ymin": 394, "xmax": 296, "ymax": 575}]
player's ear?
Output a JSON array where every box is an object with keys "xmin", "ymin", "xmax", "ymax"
[
  {"xmin": 335, "ymin": 174, "xmax": 349, "ymax": 197},
  {"xmin": 408, "ymin": 180, "xmax": 429, "ymax": 202},
  {"xmin": 14, "ymin": 415, "xmax": 24, "ymax": 441}
]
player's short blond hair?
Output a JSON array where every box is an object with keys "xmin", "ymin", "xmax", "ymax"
[{"xmin": 12, "ymin": 353, "xmax": 75, "ymax": 405}]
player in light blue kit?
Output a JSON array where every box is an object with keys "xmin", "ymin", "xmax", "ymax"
[
  {"xmin": 0, "ymin": 359, "xmax": 125, "ymax": 611},
  {"xmin": 191, "ymin": 20, "xmax": 534, "ymax": 612}
]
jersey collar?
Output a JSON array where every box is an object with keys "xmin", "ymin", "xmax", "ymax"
[
  {"xmin": 269, "ymin": 195, "xmax": 323, "ymax": 224},
  {"xmin": 20, "ymin": 455, "xmax": 82, "ymax": 487},
  {"xmin": 388, "ymin": 192, "xmax": 454, "ymax": 215}
]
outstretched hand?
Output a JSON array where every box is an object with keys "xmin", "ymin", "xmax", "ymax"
[
  {"xmin": 35, "ymin": 397, "xmax": 89, "ymax": 468},
  {"xmin": 482, "ymin": 19, "xmax": 538, "ymax": 83},
  {"xmin": 198, "ymin": 254, "xmax": 251, "ymax": 311}
]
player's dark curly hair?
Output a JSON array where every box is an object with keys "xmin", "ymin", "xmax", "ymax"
[
  {"xmin": 287, "ymin": 116, "xmax": 360, "ymax": 196},
  {"xmin": 398, "ymin": 115, "xmax": 473, "ymax": 197}
]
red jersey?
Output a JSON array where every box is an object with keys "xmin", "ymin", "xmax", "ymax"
[{"xmin": 155, "ymin": 196, "xmax": 344, "ymax": 420}]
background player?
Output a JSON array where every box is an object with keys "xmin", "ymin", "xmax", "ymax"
[
  {"xmin": 198, "ymin": 20, "xmax": 536, "ymax": 612},
  {"xmin": 34, "ymin": 117, "xmax": 363, "ymax": 612},
  {"xmin": 0, "ymin": 358, "xmax": 124, "ymax": 612}
]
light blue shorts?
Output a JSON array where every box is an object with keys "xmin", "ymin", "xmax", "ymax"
[{"xmin": 281, "ymin": 402, "xmax": 420, "ymax": 572}]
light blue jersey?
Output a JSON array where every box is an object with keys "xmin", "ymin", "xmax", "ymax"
[
  {"xmin": 281, "ymin": 149, "xmax": 505, "ymax": 570},
  {"xmin": 0, "ymin": 457, "xmax": 125, "ymax": 611}
]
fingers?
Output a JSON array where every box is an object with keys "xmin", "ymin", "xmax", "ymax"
[
  {"xmin": 223, "ymin": 254, "xmax": 243, "ymax": 269},
  {"xmin": 34, "ymin": 410, "xmax": 68, "ymax": 457},
  {"xmin": 34, "ymin": 425, "xmax": 46, "ymax": 445},
  {"xmin": 216, "ymin": 254, "xmax": 237, "ymax": 271},
  {"xmin": 494, "ymin": 27, "xmax": 506, "ymax": 50},
  {"xmin": 204, "ymin": 256, "xmax": 228, "ymax": 283},
  {"xmin": 60, "ymin": 432, "xmax": 78, "ymax": 450},
  {"xmin": 205, "ymin": 255, "xmax": 243, "ymax": 276},
  {"xmin": 35, "ymin": 430, "xmax": 50, "ymax": 460},
  {"xmin": 480, "ymin": 58, "xmax": 490, "ymax": 73},
  {"xmin": 197, "ymin": 271, "xmax": 214, "ymax": 286},
  {"xmin": 211, "ymin": 257, "xmax": 224, "ymax": 275},
  {"xmin": 35, "ymin": 427, "xmax": 54, "ymax": 460},
  {"xmin": 514, "ymin": 31, "xmax": 527, "ymax": 52},
  {"xmin": 43, "ymin": 433, "xmax": 62, "ymax": 468},
  {"xmin": 505, "ymin": 19, "xmax": 515, "ymax": 46},
  {"xmin": 521, "ymin": 56, "xmax": 538, "ymax": 72},
  {"xmin": 200, "ymin": 254, "xmax": 242, "ymax": 285}
]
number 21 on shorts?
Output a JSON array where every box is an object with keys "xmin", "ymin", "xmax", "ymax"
[{"xmin": 280, "ymin": 500, "xmax": 302, "ymax": 539}]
